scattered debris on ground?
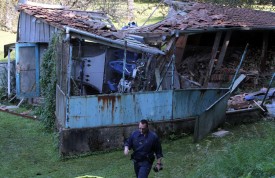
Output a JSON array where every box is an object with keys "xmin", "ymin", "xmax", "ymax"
[
  {"xmin": 212, "ymin": 130, "xmax": 230, "ymax": 138},
  {"xmin": 0, "ymin": 103, "xmax": 37, "ymax": 120}
]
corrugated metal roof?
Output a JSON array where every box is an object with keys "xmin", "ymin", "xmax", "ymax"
[{"xmin": 130, "ymin": 1, "xmax": 275, "ymax": 34}]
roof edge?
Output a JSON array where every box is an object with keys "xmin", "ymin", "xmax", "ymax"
[
  {"xmin": 64, "ymin": 26, "xmax": 165, "ymax": 55},
  {"xmin": 19, "ymin": 0, "xmax": 66, "ymax": 9}
]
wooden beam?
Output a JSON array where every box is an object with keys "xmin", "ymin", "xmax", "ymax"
[
  {"xmin": 260, "ymin": 32, "xmax": 269, "ymax": 71},
  {"xmin": 175, "ymin": 35, "xmax": 188, "ymax": 68},
  {"xmin": 216, "ymin": 31, "xmax": 232, "ymax": 69},
  {"xmin": 165, "ymin": 37, "xmax": 176, "ymax": 52},
  {"xmin": 203, "ymin": 31, "xmax": 222, "ymax": 87},
  {"xmin": 131, "ymin": 32, "xmax": 170, "ymax": 43}
]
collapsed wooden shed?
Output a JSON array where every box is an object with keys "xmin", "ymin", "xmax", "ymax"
[
  {"xmin": 8, "ymin": 0, "xmax": 273, "ymax": 156},
  {"xmin": 129, "ymin": 0, "xmax": 275, "ymax": 89}
]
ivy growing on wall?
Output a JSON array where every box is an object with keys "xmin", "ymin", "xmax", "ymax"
[{"xmin": 39, "ymin": 34, "xmax": 60, "ymax": 131}]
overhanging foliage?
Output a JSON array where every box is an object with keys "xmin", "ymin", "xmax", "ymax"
[{"xmin": 39, "ymin": 34, "xmax": 60, "ymax": 131}]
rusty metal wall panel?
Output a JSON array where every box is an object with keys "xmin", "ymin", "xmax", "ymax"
[
  {"xmin": 56, "ymin": 85, "xmax": 67, "ymax": 127},
  {"xmin": 194, "ymin": 91, "xmax": 231, "ymax": 142},
  {"xmin": 173, "ymin": 89, "xmax": 228, "ymax": 119},
  {"xmin": 66, "ymin": 91, "xmax": 173, "ymax": 128}
]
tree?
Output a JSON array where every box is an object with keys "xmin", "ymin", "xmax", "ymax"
[
  {"xmin": 128, "ymin": 0, "xmax": 134, "ymax": 21},
  {"xmin": 0, "ymin": 0, "xmax": 18, "ymax": 32}
]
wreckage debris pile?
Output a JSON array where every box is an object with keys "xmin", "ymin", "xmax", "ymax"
[
  {"xmin": 227, "ymin": 94, "xmax": 254, "ymax": 110},
  {"xmin": 177, "ymin": 46, "xmax": 275, "ymax": 88}
]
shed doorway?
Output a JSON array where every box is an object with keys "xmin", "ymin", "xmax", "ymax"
[{"xmin": 15, "ymin": 43, "xmax": 40, "ymax": 98}]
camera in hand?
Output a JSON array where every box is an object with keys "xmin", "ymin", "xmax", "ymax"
[{"xmin": 153, "ymin": 164, "xmax": 163, "ymax": 172}]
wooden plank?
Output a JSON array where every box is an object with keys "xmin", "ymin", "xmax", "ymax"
[
  {"xmin": 30, "ymin": 16, "xmax": 36, "ymax": 42},
  {"xmin": 165, "ymin": 37, "xmax": 176, "ymax": 52},
  {"xmin": 25, "ymin": 14, "xmax": 31, "ymax": 42},
  {"xmin": 203, "ymin": 31, "xmax": 222, "ymax": 87},
  {"xmin": 133, "ymin": 32, "xmax": 169, "ymax": 38},
  {"xmin": 44, "ymin": 23, "xmax": 50, "ymax": 42},
  {"xmin": 39, "ymin": 21, "xmax": 45, "ymax": 42},
  {"xmin": 175, "ymin": 35, "xmax": 188, "ymax": 67},
  {"xmin": 49, "ymin": 26, "xmax": 55, "ymax": 39},
  {"xmin": 155, "ymin": 68, "xmax": 162, "ymax": 91},
  {"xmin": 216, "ymin": 31, "xmax": 232, "ymax": 69},
  {"xmin": 34, "ymin": 18, "xmax": 40, "ymax": 42},
  {"xmin": 19, "ymin": 12, "xmax": 27, "ymax": 42},
  {"xmin": 260, "ymin": 32, "xmax": 269, "ymax": 71}
]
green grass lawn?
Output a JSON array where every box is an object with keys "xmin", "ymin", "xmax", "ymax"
[
  {"xmin": 89, "ymin": 2, "xmax": 167, "ymax": 29},
  {"xmin": 0, "ymin": 111, "xmax": 274, "ymax": 178},
  {"xmin": 131, "ymin": 2, "xmax": 167, "ymax": 27}
]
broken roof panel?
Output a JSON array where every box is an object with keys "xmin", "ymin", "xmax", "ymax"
[
  {"xmin": 131, "ymin": 1, "xmax": 275, "ymax": 34},
  {"xmin": 17, "ymin": 2, "xmax": 164, "ymax": 55},
  {"xmin": 65, "ymin": 26, "xmax": 165, "ymax": 55},
  {"xmin": 18, "ymin": 3, "xmax": 117, "ymax": 38}
]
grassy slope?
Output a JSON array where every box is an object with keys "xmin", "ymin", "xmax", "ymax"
[
  {"xmin": 132, "ymin": 2, "xmax": 167, "ymax": 27},
  {"xmin": 0, "ymin": 31, "xmax": 16, "ymax": 61},
  {"xmin": 0, "ymin": 111, "xmax": 274, "ymax": 178},
  {"xmin": 100, "ymin": 2, "xmax": 167, "ymax": 29}
]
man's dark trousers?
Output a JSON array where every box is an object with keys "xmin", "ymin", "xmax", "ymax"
[{"xmin": 134, "ymin": 160, "xmax": 152, "ymax": 178}]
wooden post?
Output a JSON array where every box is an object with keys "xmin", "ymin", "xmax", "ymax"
[
  {"xmin": 7, "ymin": 48, "xmax": 11, "ymax": 98},
  {"xmin": 216, "ymin": 31, "xmax": 232, "ymax": 69},
  {"xmin": 260, "ymin": 32, "xmax": 269, "ymax": 71},
  {"xmin": 203, "ymin": 31, "xmax": 222, "ymax": 87},
  {"xmin": 155, "ymin": 68, "xmax": 162, "ymax": 91},
  {"xmin": 165, "ymin": 37, "xmax": 176, "ymax": 53},
  {"xmin": 175, "ymin": 35, "xmax": 188, "ymax": 68}
]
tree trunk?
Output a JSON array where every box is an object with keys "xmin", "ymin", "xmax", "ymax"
[
  {"xmin": 5, "ymin": 0, "xmax": 12, "ymax": 31},
  {"xmin": 127, "ymin": 0, "xmax": 134, "ymax": 22}
]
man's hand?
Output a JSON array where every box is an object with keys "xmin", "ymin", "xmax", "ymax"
[
  {"xmin": 124, "ymin": 146, "xmax": 129, "ymax": 155},
  {"xmin": 156, "ymin": 163, "xmax": 163, "ymax": 170},
  {"xmin": 153, "ymin": 163, "xmax": 163, "ymax": 172}
]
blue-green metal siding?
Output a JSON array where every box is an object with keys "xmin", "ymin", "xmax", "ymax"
[
  {"xmin": 65, "ymin": 88, "xmax": 228, "ymax": 129},
  {"xmin": 194, "ymin": 91, "xmax": 231, "ymax": 142},
  {"xmin": 173, "ymin": 89, "xmax": 227, "ymax": 119}
]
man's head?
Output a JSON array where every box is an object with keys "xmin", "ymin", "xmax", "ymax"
[{"xmin": 139, "ymin": 119, "xmax": 149, "ymax": 135}]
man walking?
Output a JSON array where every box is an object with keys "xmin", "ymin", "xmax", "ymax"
[{"xmin": 124, "ymin": 119, "xmax": 163, "ymax": 178}]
